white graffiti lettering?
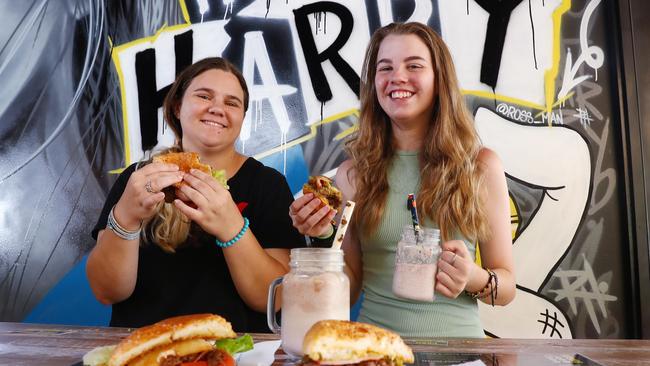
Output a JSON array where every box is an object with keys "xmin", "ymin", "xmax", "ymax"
[
  {"xmin": 496, "ymin": 103, "xmax": 534, "ymax": 124},
  {"xmin": 541, "ymin": 110, "xmax": 564, "ymax": 125},
  {"xmin": 550, "ymin": 254, "xmax": 617, "ymax": 335}
]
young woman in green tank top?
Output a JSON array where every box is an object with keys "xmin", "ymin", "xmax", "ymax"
[{"xmin": 290, "ymin": 22, "xmax": 515, "ymax": 338}]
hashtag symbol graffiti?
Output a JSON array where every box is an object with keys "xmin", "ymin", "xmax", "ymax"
[
  {"xmin": 538, "ymin": 308, "xmax": 565, "ymax": 338},
  {"xmin": 573, "ymin": 107, "xmax": 594, "ymax": 127}
]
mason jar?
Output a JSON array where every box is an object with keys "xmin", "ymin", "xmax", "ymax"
[
  {"xmin": 392, "ymin": 226, "xmax": 441, "ymax": 302},
  {"xmin": 267, "ymin": 248, "xmax": 349, "ymax": 357}
]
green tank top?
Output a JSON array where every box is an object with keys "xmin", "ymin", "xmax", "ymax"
[{"xmin": 357, "ymin": 151, "xmax": 484, "ymax": 338}]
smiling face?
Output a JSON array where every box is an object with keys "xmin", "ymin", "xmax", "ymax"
[
  {"xmin": 375, "ymin": 34, "xmax": 436, "ymax": 129},
  {"xmin": 176, "ymin": 68, "xmax": 246, "ymax": 154}
]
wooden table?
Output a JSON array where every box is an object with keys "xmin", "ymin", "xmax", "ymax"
[{"xmin": 1, "ymin": 322, "xmax": 649, "ymax": 366}]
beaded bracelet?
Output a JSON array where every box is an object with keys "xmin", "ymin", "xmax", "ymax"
[
  {"xmin": 215, "ymin": 217, "xmax": 249, "ymax": 248},
  {"xmin": 107, "ymin": 206, "xmax": 141, "ymax": 241}
]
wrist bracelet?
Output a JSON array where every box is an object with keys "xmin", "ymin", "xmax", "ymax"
[
  {"xmin": 309, "ymin": 224, "xmax": 336, "ymax": 247},
  {"xmin": 107, "ymin": 206, "xmax": 142, "ymax": 241},
  {"xmin": 315, "ymin": 224, "xmax": 335, "ymax": 239},
  {"xmin": 465, "ymin": 268, "xmax": 498, "ymax": 306},
  {"xmin": 216, "ymin": 217, "xmax": 249, "ymax": 248}
]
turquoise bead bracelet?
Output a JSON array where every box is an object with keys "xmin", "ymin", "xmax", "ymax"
[{"xmin": 215, "ymin": 217, "xmax": 249, "ymax": 248}]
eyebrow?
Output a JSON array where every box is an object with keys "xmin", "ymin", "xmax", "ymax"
[
  {"xmin": 193, "ymin": 87, "xmax": 243, "ymax": 104},
  {"xmin": 377, "ymin": 55, "xmax": 428, "ymax": 65}
]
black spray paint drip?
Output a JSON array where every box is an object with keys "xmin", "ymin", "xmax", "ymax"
[
  {"xmin": 529, "ymin": 0, "xmax": 538, "ymax": 70},
  {"xmin": 314, "ymin": 11, "xmax": 327, "ymax": 34},
  {"xmin": 320, "ymin": 101, "xmax": 324, "ymax": 122},
  {"xmin": 266, "ymin": 0, "xmax": 290, "ymax": 17},
  {"xmin": 474, "ymin": 0, "xmax": 524, "ymax": 89},
  {"xmin": 467, "ymin": 0, "xmax": 470, "ymax": 15}
]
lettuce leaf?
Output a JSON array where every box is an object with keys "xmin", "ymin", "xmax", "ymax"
[
  {"xmin": 214, "ymin": 334, "xmax": 254, "ymax": 355},
  {"xmin": 211, "ymin": 169, "xmax": 229, "ymax": 190}
]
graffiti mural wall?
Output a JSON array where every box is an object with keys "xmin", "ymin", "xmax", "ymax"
[{"xmin": 0, "ymin": 0, "xmax": 633, "ymax": 338}]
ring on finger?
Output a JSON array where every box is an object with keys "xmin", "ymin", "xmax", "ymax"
[{"xmin": 145, "ymin": 180, "xmax": 155, "ymax": 193}]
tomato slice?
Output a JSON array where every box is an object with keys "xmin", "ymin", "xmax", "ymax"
[
  {"xmin": 180, "ymin": 362, "xmax": 208, "ymax": 366},
  {"xmin": 221, "ymin": 351, "xmax": 235, "ymax": 366}
]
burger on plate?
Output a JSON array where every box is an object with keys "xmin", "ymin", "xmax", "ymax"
[
  {"xmin": 83, "ymin": 313, "xmax": 252, "ymax": 366},
  {"xmin": 300, "ymin": 320, "xmax": 414, "ymax": 366}
]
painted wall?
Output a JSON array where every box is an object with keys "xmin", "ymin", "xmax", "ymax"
[{"xmin": 0, "ymin": 0, "xmax": 633, "ymax": 338}]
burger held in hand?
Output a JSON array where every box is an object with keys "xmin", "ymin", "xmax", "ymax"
[
  {"xmin": 153, "ymin": 151, "xmax": 229, "ymax": 202},
  {"xmin": 83, "ymin": 314, "xmax": 253, "ymax": 366},
  {"xmin": 302, "ymin": 176, "xmax": 342, "ymax": 213}
]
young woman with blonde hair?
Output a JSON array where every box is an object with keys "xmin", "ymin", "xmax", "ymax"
[
  {"xmin": 87, "ymin": 57, "xmax": 304, "ymax": 331},
  {"xmin": 290, "ymin": 22, "xmax": 515, "ymax": 337}
]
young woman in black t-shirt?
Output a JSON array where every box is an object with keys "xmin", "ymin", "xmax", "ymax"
[{"xmin": 86, "ymin": 57, "xmax": 305, "ymax": 331}]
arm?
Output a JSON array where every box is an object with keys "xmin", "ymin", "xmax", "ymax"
[
  {"xmin": 435, "ymin": 148, "xmax": 515, "ymax": 305},
  {"xmin": 175, "ymin": 168, "xmax": 299, "ymax": 312},
  {"xmin": 467, "ymin": 148, "xmax": 515, "ymax": 305},
  {"xmin": 475, "ymin": 107, "xmax": 590, "ymax": 290},
  {"xmin": 222, "ymin": 228, "xmax": 292, "ymax": 312},
  {"xmin": 86, "ymin": 163, "xmax": 183, "ymax": 304},
  {"xmin": 335, "ymin": 160, "xmax": 364, "ymax": 303},
  {"xmin": 288, "ymin": 161, "xmax": 364, "ymax": 302}
]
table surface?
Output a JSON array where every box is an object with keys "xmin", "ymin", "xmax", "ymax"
[{"xmin": 1, "ymin": 322, "xmax": 649, "ymax": 366}]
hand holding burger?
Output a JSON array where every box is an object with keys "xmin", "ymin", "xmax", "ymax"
[
  {"xmin": 290, "ymin": 176, "xmax": 342, "ymax": 238},
  {"xmin": 153, "ymin": 152, "xmax": 229, "ymax": 203}
]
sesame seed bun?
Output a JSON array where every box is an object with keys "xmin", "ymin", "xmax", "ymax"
[{"xmin": 302, "ymin": 320, "xmax": 414, "ymax": 365}]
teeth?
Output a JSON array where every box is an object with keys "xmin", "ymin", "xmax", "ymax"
[
  {"xmin": 203, "ymin": 120, "xmax": 225, "ymax": 128},
  {"xmin": 391, "ymin": 91, "xmax": 413, "ymax": 99}
]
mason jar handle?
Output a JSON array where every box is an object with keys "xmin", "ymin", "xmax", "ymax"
[{"xmin": 266, "ymin": 276, "xmax": 283, "ymax": 333}]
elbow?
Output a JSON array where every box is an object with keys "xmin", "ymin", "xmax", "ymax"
[
  {"xmin": 87, "ymin": 279, "xmax": 126, "ymax": 305},
  {"xmin": 499, "ymin": 292, "xmax": 515, "ymax": 306},
  {"xmin": 351, "ymin": 283, "xmax": 363, "ymax": 304},
  {"xmin": 85, "ymin": 265, "xmax": 130, "ymax": 306},
  {"xmin": 243, "ymin": 295, "xmax": 268, "ymax": 313},
  {"xmin": 497, "ymin": 282, "xmax": 516, "ymax": 306},
  {"xmin": 96, "ymin": 295, "xmax": 116, "ymax": 306},
  {"xmin": 87, "ymin": 279, "xmax": 120, "ymax": 305}
]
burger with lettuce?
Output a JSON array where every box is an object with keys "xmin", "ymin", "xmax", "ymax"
[{"xmin": 83, "ymin": 314, "xmax": 253, "ymax": 366}]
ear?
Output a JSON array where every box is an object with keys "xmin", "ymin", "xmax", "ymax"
[{"xmin": 174, "ymin": 102, "xmax": 181, "ymax": 119}]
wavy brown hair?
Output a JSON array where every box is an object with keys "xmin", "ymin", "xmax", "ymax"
[
  {"xmin": 347, "ymin": 22, "xmax": 489, "ymax": 242},
  {"xmin": 141, "ymin": 57, "xmax": 249, "ymax": 252}
]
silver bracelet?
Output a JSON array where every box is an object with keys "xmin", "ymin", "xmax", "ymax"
[{"xmin": 107, "ymin": 205, "xmax": 141, "ymax": 241}]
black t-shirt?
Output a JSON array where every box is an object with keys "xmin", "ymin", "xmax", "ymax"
[{"xmin": 92, "ymin": 157, "xmax": 305, "ymax": 331}]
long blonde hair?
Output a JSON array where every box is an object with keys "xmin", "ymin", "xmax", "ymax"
[
  {"xmin": 140, "ymin": 147, "xmax": 190, "ymax": 253},
  {"xmin": 140, "ymin": 57, "xmax": 249, "ymax": 252},
  {"xmin": 347, "ymin": 22, "xmax": 489, "ymax": 242}
]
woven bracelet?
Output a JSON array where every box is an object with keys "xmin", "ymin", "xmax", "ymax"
[
  {"xmin": 465, "ymin": 268, "xmax": 497, "ymax": 302},
  {"xmin": 215, "ymin": 217, "xmax": 249, "ymax": 248}
]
